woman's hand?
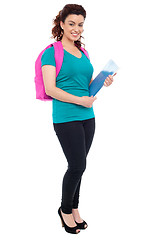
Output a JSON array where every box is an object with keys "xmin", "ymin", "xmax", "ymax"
[
  {"xmin": 80, "ymin": 96, "xmax": 97, "ymax": 108},
  {"xmin": 104, "ymin": 73, "xmax": 117, "ymax": 87}
]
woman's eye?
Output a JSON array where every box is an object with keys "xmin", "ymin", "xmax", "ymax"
[{"xmin": 69, "ymin": 24, "xmax": 83, "ymax": 27}]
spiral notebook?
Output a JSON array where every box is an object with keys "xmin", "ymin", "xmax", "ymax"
[{"xmin": 89, "ymin": 59, "xmax": 119, "ymax": 96}]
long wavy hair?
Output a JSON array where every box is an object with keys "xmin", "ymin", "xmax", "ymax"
[{"xmin": 51, "ymin": 4, "xmax": 86, "ymax": 50}]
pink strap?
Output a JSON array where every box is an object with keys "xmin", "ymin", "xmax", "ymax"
[
  {"xmin": 80, "ymin": 47, "xmax": 89, "ymax": 59},
  {"xmin": 52, "ymin": 41, "xmax": 64, "ymax": 77}
]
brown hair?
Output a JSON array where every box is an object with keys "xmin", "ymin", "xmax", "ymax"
[{"xmin": 51, "ymin": 4, "xmax": 86, "ymax": 50}]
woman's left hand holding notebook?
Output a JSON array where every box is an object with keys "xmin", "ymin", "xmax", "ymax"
[{"xmin": 103, "ymin": 73, "xmax": 117, "ymax": 87}]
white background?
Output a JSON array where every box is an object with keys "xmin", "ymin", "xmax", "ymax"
[{"xmin": 0, "ymin": 0, "xmax": 160, "ymax": 239}]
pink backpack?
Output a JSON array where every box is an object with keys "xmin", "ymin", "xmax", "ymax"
[{"xmin": 34, "ymin": 41, "xmax": 90, "ymax": 101}]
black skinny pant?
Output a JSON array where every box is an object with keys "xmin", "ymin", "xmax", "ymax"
[{"xmin": 53, "ymin": 117, "xmax": 95, "ymax": 214}]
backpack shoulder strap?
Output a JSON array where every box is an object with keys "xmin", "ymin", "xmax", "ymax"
[
  {"xmin": 80, "ymin": 47, "xmax": 90, "ymax": 59},
  {"xmin": 52, "ymin": 41, "xmax": 64, "ymax": 77}
]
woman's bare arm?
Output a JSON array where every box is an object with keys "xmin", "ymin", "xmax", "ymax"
[
  {"xmin": 42, "ymin": 65, "xmax": 81, "ymax": 105},
  {"xmin": 42, "ymin": 65, "xmax": 96, "ymax": 108}
]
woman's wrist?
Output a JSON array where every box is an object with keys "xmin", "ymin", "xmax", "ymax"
[{"xmin": 74, "ymin": 96, "xmax": 82, "ymax": 105}]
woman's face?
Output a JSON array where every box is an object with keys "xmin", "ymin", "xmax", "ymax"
[{"xmin": 60, "ymin": 14, "xmax": 84, "ymax": 42}]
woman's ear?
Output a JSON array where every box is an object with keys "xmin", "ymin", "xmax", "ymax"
[{"xmin": 60, "ymin": 21, "xmax": 63, "ymax": 29}]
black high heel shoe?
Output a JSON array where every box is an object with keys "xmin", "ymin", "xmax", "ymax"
[
  {"xmin": 58, "ymin": 207, "xmax": 80, "ymax": 234},
  {"xmin": 75, "ymin": 220, "xmax": 88, "ymax": 230}
]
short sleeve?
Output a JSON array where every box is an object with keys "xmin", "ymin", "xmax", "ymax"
[{"xmin": 41, "ymin": 47, "xmax": 56, "ymax": 67}]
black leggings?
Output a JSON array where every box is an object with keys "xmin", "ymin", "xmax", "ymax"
[{"xmin": 53, "ymin": 117, "xmax": 95, "ymax": 214}]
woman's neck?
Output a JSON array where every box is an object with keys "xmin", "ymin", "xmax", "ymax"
[{"xmin": 61, "ymin": 36, "xmax": 76, "ymax": 49}]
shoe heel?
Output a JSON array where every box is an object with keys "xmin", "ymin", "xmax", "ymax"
[
  {"xmin": 61, "ymin": 218, "xmax": 64, "ymax": 227},
  {"xmin": 58, "ymin": 207, "xmax": 80, "ymax": 234}
]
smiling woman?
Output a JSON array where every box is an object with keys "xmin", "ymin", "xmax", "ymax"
[
  {"xmin": 39, "ymin": 2, "xmax": 116, "ymax": 235},
  {"xmin": 51, "ymin": 4, "xmax": 86, "ymax": 50},
  {"xmin": 41, "ymin": 3, "xmax": 97, "ymax": 235}
]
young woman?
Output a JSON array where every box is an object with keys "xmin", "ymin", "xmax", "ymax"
[{"xmin": 41, "ymin": 4, "xmax": 114, "ymax": 234}]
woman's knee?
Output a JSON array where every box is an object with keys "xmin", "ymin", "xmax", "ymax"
[{"xmin": 69, "ymin": 162, "xmax": 86, "ymax": 177}]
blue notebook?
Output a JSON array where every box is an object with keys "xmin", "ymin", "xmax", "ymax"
[{"xmin": 89, "ymin": 59, "xmax": 119, "ymax": 96}]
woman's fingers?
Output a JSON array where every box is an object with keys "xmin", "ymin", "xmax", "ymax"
[{"xmin": 104, "ymin": 75, "xmax": 113, "ymax": 86}]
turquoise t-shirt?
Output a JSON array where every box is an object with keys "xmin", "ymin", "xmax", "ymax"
[{"xmin": 41, "ymin": 45, "xmax": 95, "ymax": 123}]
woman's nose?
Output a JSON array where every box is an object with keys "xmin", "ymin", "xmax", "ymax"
[{"xmin": 73, "ymin": 26, "xmax": 80, "ymax": 32}]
